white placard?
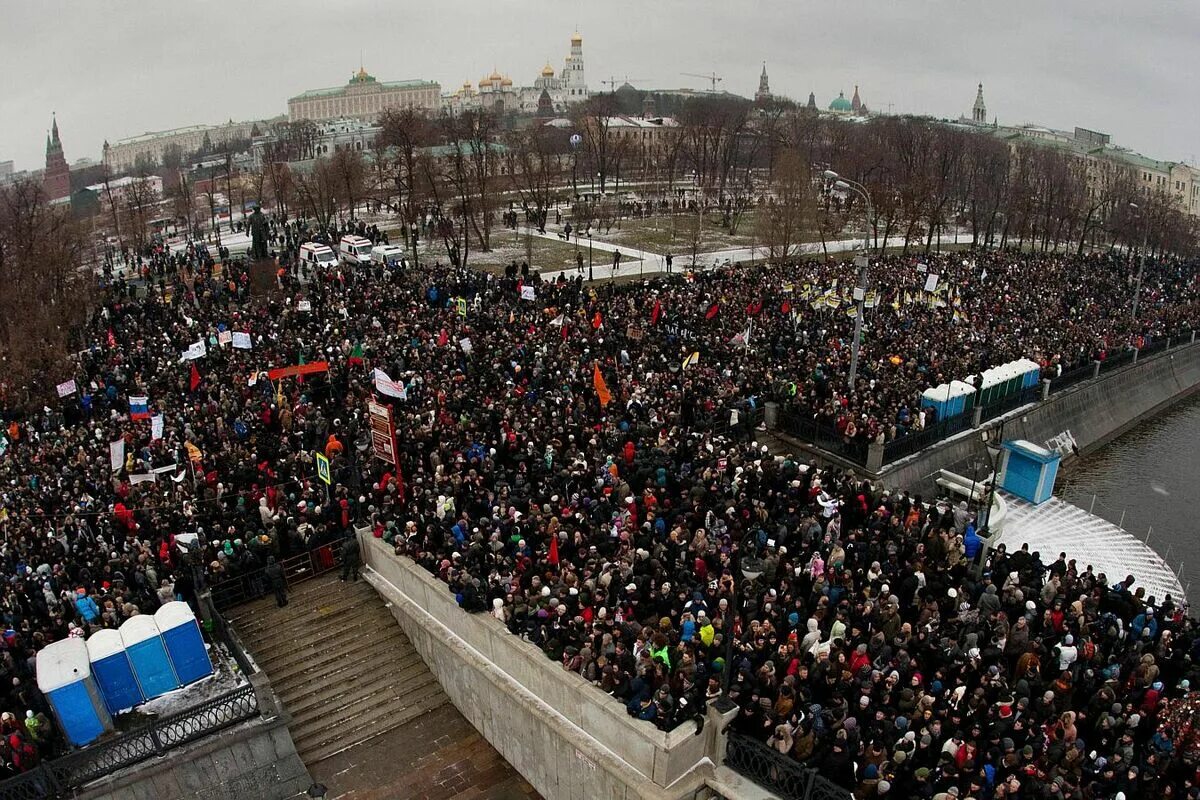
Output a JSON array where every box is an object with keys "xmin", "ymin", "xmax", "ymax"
[
  {"xmin": 924, "ymin": 274, "xmax": 939, "ymax": 293},
  {"xmin": 109, "ymin": 439, "xmax": 125, "ymax": 472},
  {"xmin": 150, "ymin": 414, "xmax": 164, "ymax": 441},
  {"xmin": 56, "ymin": 379, "xmax": 77, "ymax": 398},
  {"xmin": 232, "ymin": 331, "xmax": 252, "ymax": 349}
]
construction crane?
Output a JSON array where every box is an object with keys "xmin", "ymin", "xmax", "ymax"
[
  {"xmin": 681, "ymin": 72, "xmax": 723, "ymax": 93},
  {"xmin": 600, "ymin": 76, "xmax": 651, "ymax": 92}
]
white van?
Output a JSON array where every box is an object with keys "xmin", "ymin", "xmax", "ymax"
[
  {"xmin": 371, "ymin": 244, "xmax": 405, "ymax": 268},
  {"xmin": 298, "ymin": 242, "xmax": 337, "ymax": 269},
  {"xmin": 339, "ymin": 235, "xmax": 373, "ymax": 266}
]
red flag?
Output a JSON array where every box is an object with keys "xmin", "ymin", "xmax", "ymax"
[
  {"xmin": 746, "ymin": 299, "xmax": 763, "ymax": 316},
  {"xmin": 781, "ymin": 300, "xmax": 791, "ymax": 314},
  {"xmin": 437, "ymin": 329, "xmax": 448, "ymax": 347},
  {"xmin": 705, "ymin": 303, "xmax": 720, "ymax": 320},
  {"xmin": 189, "ymin": 364, "xmax": 201, "ymax": 392},
  {"xmin": 561, "ymin": 323, "xmax": 569, "ymax": 341},
  {"xmin": 650, "ymin": 300, "xmax": 662, "ymax": 326},
  {"xmin": 592, "ymin": 311, "xmax": 603, "ymax": 330},
  {"xmin": 107, "ymin": 329, "xmax": 117, "ymax": 348},
  {"xmin": 548, "ymin": 535, "xmax": 559, "ymax": 565}
]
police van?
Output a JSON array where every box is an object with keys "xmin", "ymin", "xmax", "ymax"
[
  {"xmin": 298, "ymin": 242, "xmax": 337, "ymax": 269},
  {"xmin": 339, "ymin": 235, "xmax": 373, "ymax": 266}
]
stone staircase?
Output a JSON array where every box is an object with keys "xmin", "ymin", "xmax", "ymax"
[{"xmin": 227, "ymin": 574, "xmax": 450, "ymax": 766}]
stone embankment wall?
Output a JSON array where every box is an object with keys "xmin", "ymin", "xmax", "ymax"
[
  {"xmin": 360, "ymin": 532, "xmax": 724, "ymax": 800},
  {"xmin": 882, "ymin": 341, "xmax": 1200, "ymax": 495}
]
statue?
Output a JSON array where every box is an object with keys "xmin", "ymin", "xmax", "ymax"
[{"xmin": 248, "ymin": 207, "xmax": 269, "ymax": 260}]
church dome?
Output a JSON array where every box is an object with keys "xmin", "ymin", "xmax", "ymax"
[
  {"xmin": 541, "ymin": 63, "xmax": 555, "ymax": 78},
  {"xmin": 490, "ymin": 70, "xmax": 503, "ymax": 81},
  {"xmin": 571, "ymin": 32, "xmax": 582, "ymax": 44},
  {"xmin": 829, "ymin": 91, "xmax": 852, "ymax": 112},
  {"xmin": 501, "ymin": 76, "xmax": 513, "ymax": 86}
]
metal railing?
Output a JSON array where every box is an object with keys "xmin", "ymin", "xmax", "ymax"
[
  {"xmin": 209, "ymin": 543, "xmax": 341, "ymax": 610},
  {"xmin": 1047, "ymin": 360, "xmax": 1095, "ymax": 395},
  {"xmin": 882, "ymin": 408, "xmax": 975, "ymax": 464},
  {"xmin": 202, "ymin": 594, "xmax": 258, "ymax": 676},
  {"xmin": 725, "ymin": 733, "xmax": 851, "ymax": 800},
  {"xmin": 977, "ymin": 384, "xmax": 1041, "ymax": 425},
  {"xmin": 776, "ymin": 412, "xmax": 869, "ymax": 466},
  {"xmin": 1098, "ymin": 348, "xmax": 1136, "ymax": 374},
  {"xmin": 0, "ymin": 685, "xmax": 259, "ymax": 800}
]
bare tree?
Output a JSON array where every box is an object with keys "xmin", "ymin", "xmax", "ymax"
[{"xmin": 756, "ymin": 150, "xmax": 815, "ymax": 261}]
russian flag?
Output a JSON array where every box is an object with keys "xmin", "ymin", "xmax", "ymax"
[{"xmin": 129, "ymin": 396, "xmax": 150, "ymax": 420}]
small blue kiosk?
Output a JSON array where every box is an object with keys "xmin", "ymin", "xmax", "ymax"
[
  {"xmin": 36, "ymin": 638, "xmax": 112, "ymax": 747},
  {"xmin": 155, "ymin": 602, "xmax": 213, "ymax": 686},
  {"xmin": 120, "ymin": 615, "xmax": 180, "ymax": 700},
  {"xmin": 86, "ymin": 628, "xmax": 144, "ymax": 715},
  {"xmin": 998, "ymin": 439, "xmax": 1061, "ymax": 505}
]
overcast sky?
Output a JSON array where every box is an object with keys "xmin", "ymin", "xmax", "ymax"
[{"xmin": 2, "ymin": 0, "xmax": 1197, "ymax": 172}]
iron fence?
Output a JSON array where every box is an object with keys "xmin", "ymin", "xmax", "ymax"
[
  {"xmin": 203, "ymin": 595, "xmax": 258, "ymax": 676},
  {"xmin": 977, "ymin": 384, "xmax": 1041, "ymax": 425},
  {"xmin": 1098, "ymin": 348, "xmax": 1136, "ymax": 374},
  {"xmin": 209, "ymin": 543, "xmax": 341, "ymax": 610},
  {"xmin": 882, "ymin": 409, "xmax": 974, "ymax": 464},
  {"xmin": 725, "ymin": 733, "xmax": 851, "ymax": 800},
  {"xmin": 776, "ymin": 412, "xmax": 869, "ymax": 466},
  {"xmin": 0, "ymin": 685, "xmax": 259, "ymax": 799},
  {"xmin": 1047, "ymin": 360, "xmax": 1095, "ymax": 395}
]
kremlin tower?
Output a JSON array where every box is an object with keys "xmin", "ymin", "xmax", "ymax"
[{"xmin": 43, "ymin": 114, "xmax": 71, "ymax": 203}]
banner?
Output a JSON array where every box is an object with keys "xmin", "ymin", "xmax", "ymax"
[
  {"xmin": 367, "ymin": 400, "xmax": 397, "ymax": 465},
  {"xmin": 217, "ymin": 330, "xmax": 232, "ymax": 347},
  {"xmin": 459, "ymin": 338, "xmax": 473, "ymax": 354},
  {"xmin": 109, "ymin": 439, "xmax": 125, "ymax": 473},
  {"xmin": 150, "ymin": 414, "xmax": 164, "ymax": 441},
  {"xmin": 297, "ymin": 300, "xmax": 312, "ymax": 312},
  {"xmin": 455, "ymin": 297, "xmax": 468, "ymax": 319},
  {"xmin": 182, "ymin": 339, "xmax": 207, "ymax": 360},
  {"xmin": 56, "ymin": 379, "xmax": 77, "ymax": 398},
  {"xmin": 232, "ymin": 331, "xmax": 252, "ymax": 350},
  {"xmin": 372, "ymin": 368, "xmax": 407, "ymax": 400},
  {"xmin": 520, "ymin": 285, "xmax": 536, "ymax": 301},
  {"xmin": 129, "ymin": 396, "xmax": 150, "ymax": 420},
  {"xmin": 267, "ymin": 361, "xmax": 329, "ymax": 381},
  {"xmin": 924, "ymin": 273, "xmax": 939, "ymax": 293}
]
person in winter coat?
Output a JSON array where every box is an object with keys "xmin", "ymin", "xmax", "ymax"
[
  {"xmin": 264, "ymin": 556, "xmax": 287, "ymax": 608},
  {"xmin": 340, "ymin": 534, "xmax": 361, "ymax": 582},
  {"xmin": 73, "ymin": 589, "xmax": 100, "ymax": 625}
]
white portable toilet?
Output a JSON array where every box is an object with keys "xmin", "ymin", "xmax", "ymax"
[
  {"xmin": 36, "ymin": 638, "xmax": 112, "ymax": 746},
  {"xmin": 154, "ymin": 602, "xmax": 213, "ymax": 686}
]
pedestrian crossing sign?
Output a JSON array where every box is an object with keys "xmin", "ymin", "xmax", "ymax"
[{"xmin": 315, "ymin": 452, "xmax": 331, "ymax": 485}]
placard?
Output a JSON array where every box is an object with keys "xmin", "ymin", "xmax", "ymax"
[{"xmin": 368, "ymin": 400, "xmax": 397, "ymax": 465}]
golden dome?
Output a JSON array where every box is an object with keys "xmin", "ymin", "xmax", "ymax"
[
  {"xmin": 541, "ymin": 63, "xmax": 555, "ymax": 78},
  {"xmin": 489, "ymin": 69, "xmax": 503, "ymax": 81},
  {"xmin": 501, "ymin": 76, "xmax": 513, "ymax": 86},
  {"xmin": 571, "ymin": 32, "xmax": 582, "ymax": 44}
]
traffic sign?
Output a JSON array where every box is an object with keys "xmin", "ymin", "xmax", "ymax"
[{"xmin": 315, "ymin": 452, "xmax": 331, "ymax": 485}]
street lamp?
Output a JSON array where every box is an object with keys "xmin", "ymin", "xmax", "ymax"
[
  {"xmin": 587, "ymin": 231, "xmax": 593, "ymax": 282},
  {"xmin": 824, "ymin": 171, "xmax": 875, "ymax": 387},
  {"xmin": 712, "ymin": 535, "xmax": 764, "ymax": 714},
  {"xmin": 978, "ymin": 419, "xmax": 1009, "ymax": 533},
  {"xmin": 1127, "ymin": 202, "xmax": 1148, "ymax": 320}
]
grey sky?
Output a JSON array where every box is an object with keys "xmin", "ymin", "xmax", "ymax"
[{"xmin": 2, "ymin": 0, "xmax": 1197, "ymax": 172}]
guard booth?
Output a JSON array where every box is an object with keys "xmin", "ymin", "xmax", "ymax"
[
  {"xmin": 998, "ymin": 440, "xmax": 1061, "ymax": 505},
  {"xmin": 120, "ymin": 615, "xmax": 180, "ymax": 699},
  {"xmin": 86, "ymin": 629, "xmax": 144, "ymax": 715},
  {"xmin": 36, "ymin": 638, "xmax": 113, "ymax": 746},
  {"xmin": 155, "ymin": 602, "xmax": 213, "ymax": 686}
]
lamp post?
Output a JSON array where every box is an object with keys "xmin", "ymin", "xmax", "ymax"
[
  {"xmin": 979, "ymin": 418, "xmax": 1008, "ymax": 533},
  {"xmin": 1128, "ymin": 202, "xmax": 1148, "ymax": 320},
  {"xmin": 712, "ymin": 535, "xmax": 764, "ymax": 714},
  {"xmin": 823, "ymin": 170, "xmax": 874, "ymax": 388},
  {"xmin": 587, "ymin": 231, "xmax": 593, "ymax": 282}
]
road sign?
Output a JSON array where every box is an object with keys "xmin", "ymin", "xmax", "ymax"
[{"xmin": 315, "ymin": 452, "xmax": 331, "ymax": 485}]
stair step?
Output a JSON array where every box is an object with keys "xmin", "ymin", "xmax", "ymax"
[
  {"xmin": 229, "ymin": 588, "xmax": 375, "ymax": 638},
  {"xmin": 296, "ymin": 683, "xmax": 448, "ymax": 763},
  {"xmin": 289, "ymin": 670, "xmax": 443, "ymax": 744},
  {"xmin": 247, "ymin": 608, "xmax": 405, "ymax": 672},
  {"xmin": 284, "ymin": 653, "xmax": 429, "ymax": 721},
  {"xmin": 268, "ymin": 629, "xmax": 411, "ymax": 693},
  {"xmin": 279, "ymin": 647, "xmax": 425, "ymax": 711}
]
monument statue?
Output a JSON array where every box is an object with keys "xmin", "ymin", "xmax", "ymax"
[{"xmin": 248, "ymin": 207, "xmax": 269, "ymax": 260}]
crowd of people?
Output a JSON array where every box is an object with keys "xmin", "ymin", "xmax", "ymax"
[{"xmin": 0, "ymin": 224, "xmax": 1198, "ymax": 796}]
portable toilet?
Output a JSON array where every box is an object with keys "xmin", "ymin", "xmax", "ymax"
[
  {"xmin": 921, "ymin": 383, "xmax": 951, "ymax": 419},
  {"xmin": 155, "ymin": 602, "xmax": 213, "ymax": 686},
  {"xmin": 949, "ymin": 379, "xmax": 977, "ymax": 416},
  {"xmin": 120, "ymin": 615, "xmax": 179, "ymax": 699},
  {"xmin": 997, "ymin": 440, "xmax": 1060, "ymax": 505},
  {"xmin": 36, "ymin": 638, "xmax": 112, "ymax": 746},
  {"xmin": 1015, "ymin": 358, "xmax": 1041, "ymax": 389},
  {"xmin": 86, "ymin": 629, "xmax": 144, "ymax": 715}
]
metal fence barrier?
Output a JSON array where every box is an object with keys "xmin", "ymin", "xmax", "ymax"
[
  {"xmin": 776, "ymin": 412, "xmax": 869, "ymax": 466},
  {"xmin": 1047, "ymin": 360, "xmax": 1095, "ymax": 395},
  {"xmin": 725, "ymin": 733, "xmax": 850, "ymax": 800},
  {"xmin": 882, "ymin": 408, "xmax": 974, "ymax": 464},
  {"xmin": 209, "ymin": 543, "xmax": 341, "ymax": 610},
  {"xmin": 0, "ymin": 685, "xmax": 259, "ymax": 800}
]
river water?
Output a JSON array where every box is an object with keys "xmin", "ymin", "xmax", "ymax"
[{"xmin": 1058, "ymin": 393, "xmax": 1200, "ymax": 608}]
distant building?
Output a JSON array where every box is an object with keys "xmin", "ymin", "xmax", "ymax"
[
  {"xmin": 972, "ymin": 83, "xmax": 987, "ymax": 124},
  {"xmin": 828, "ymin": 88, "xmax": 868, "ymax": 117},
  {"xmin": 104, "ymin": 120, "xmax": 258, "ymax": 173},
  {"xmin": 251, "ymin": 117, "xmax": 381, "ymax": 165},
  {"xmin": 828, "ymin": 92, "xmax": 852, "ymax": 114},
  {"xmin": 598, "ymin": 115, "xmax": 681, "ymax": 171},
  {"xmin": 43, "ymin": 115, "xmax": 71, "ymax": 202},
  {"xmin": 288, "ymin": 68, "xmax": 440, "ymax": 123},
  {"xmin": 755, "ymin": 64, "xmax": 771, "ymax": 104},
  {"xmin": 0, "ymin": 160, "xmax": 13, "ymax": 179},
  {"xmin": 443, "ymin": 33, "xmax": 590, "ymax": 116}
]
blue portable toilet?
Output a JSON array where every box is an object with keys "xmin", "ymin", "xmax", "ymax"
[
  {"xmin": 36, "ymin": 638, "xmax": 112, "ymax": 746},
  {"xmin": 155, "ymin": 602, "xmax": 213, "ymax": 686},
  {"xmin": 87, "ymin": 629, "xmax": 144, "ymax": 715},
  {"xmin": 998, "ymin": 440, "xmax": 1060, "ymax": 505},
  {"xmin": 120, "ymin": 615, "xmax": 179, "ymax": 699},
  {"xmin": 921, "ymin": 384, "xmax": 951, "ymax": 419}
]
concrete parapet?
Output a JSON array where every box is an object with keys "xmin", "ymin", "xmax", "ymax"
[{"xmin": 360, "ymin": 532, "xmax": 716, "ymax": 800}]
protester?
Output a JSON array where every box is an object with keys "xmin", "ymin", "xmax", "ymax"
[{"xmin": 0, "ymin": 223, "xmax": 1196, "ymax": 795}]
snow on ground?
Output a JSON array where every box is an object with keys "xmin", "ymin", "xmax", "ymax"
[{"xmin": 125, "ymin": 642, "xmax": 248, "ymax": 721}]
